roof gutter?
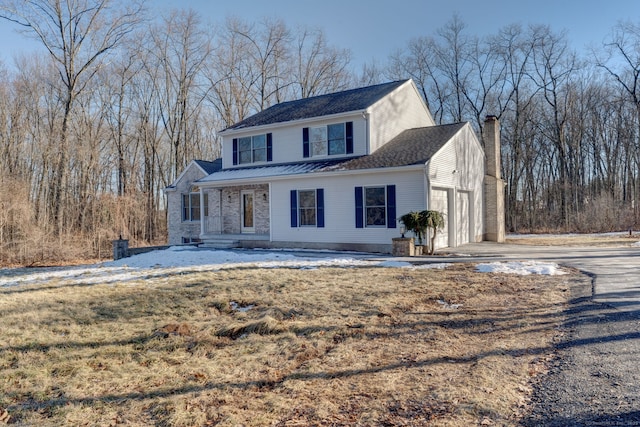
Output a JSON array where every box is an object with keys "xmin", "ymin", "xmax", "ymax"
[{"xmin": 220, "ymin": 110, "xmax": 367, "ymax": 137}]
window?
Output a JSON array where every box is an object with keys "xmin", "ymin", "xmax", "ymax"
[
  {"xmin": 298, "ymin": 190, "xmax": 317, "ymax": 226},
  {"xmin": 182, "ymin": 192, "xmax": 208, "ymax": 221},
  {"xmin": 355, "ymin": 185, "xmax": 396, "ymax": 229},
  {"xmin": 290, "ymin": 189, "xmax": 324, "ymax": 228},
  {"xmin": 365, "ymin": 187, "xmax": 386, "ymax": 226},
  {"xmin": 182, "ymin": 237, "xmax": 202, "ymax": 244},
  {"xmin": 233, "ymin": 133, "xmax": 272, "ymax": 165},
  {"xmin": 303, "ymin": 122, "xmax": 353, "ymax": 158}
]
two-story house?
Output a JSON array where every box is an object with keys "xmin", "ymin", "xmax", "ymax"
[{"xmin": 165, "ymin": 79, "xmax": 503, "ymax": 253}]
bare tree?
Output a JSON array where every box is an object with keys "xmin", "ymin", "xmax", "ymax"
[
  {"xmin": 147, "ymin": 9, "xmax": 211, "ymax": 179},
  {"xmin": 0, "ymin": 0, "xmax": 145, "ymax": 234},
  {"xmin": 292, "ymin": 27, "xmax": 351, "ymax": 98},
  {"xmin": 228, "ymin": 17, "xmax": 292, "ymax": 110},
  {"xmin": 530, "ymin": 25, "xmax": 579, "ymax": 229}
]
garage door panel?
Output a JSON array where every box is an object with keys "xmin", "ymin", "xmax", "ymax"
[
  {"xmin": 431, "ymin": 189, "xmax": 449, "ymax": 249},
  {"xmin": 456, "ymin": 191, "xmax": 470, "ymax": 246}
]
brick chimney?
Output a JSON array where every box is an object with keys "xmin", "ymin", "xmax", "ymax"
[{"xmin": 483, "ymin": 115, "xmax": 505, "ymax": 242}]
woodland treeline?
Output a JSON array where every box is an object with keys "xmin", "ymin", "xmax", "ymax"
[{"xmin": 0, "ymin": 0, "xmax": 639, "ymax": 265}]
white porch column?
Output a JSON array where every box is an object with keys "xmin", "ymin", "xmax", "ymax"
[{"xmin": 199, "ymin": 187, "xmax": 205, "ymax": 238}]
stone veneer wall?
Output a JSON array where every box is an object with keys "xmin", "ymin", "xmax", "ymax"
[
  {"xmin": 483, "ymin": 116, "xmax": 506, "ymax": 242},
  {"xmin": 216, "ymin": 184, "xmax": 270, "ymax": 235},
  {"xmin": 167, "ymin": 165, "xmax": 207, "ymax": 245}
]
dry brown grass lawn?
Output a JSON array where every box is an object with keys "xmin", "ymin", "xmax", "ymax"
[
  {"xmin": 507, "ymin": 233, "xmax": 639, "ymax": 247},
  {"xmin": 0, "ymin": 264, "xmax": 585, "ymax": 426}
]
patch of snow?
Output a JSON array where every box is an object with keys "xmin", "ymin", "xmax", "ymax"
[
  {"xmin": 476, "ymin": 261, "xmax": 566, "ymax": 276},
  {"xmin": 230, "ymin": 301, "xmax": 255, "ymax": 312},
  {"xmin": 632, "ymin": 241, "xmax": 640, "ymax": 247},
  {"xmin": 437, "ymin": 299, "xmax": 462, "ymax": 309},
  {"xmin": 376, "ymin": 261, "xmax": 413, "ymax": 268}
]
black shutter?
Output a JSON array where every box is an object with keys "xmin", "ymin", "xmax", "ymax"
[
  {"xmin": 386, "ymin": 185, "xmax": 396, "ymax": 228},
  {"xmin": 346, "ymin": 121, "xmax": 353, "ymax": 154},
  {"xmin": 290, "ymin": 190, "xmax": 298, "ymax": 227},
  {"xmin": 232, "ymin": 138, "xmax": 238, "ymax": 165},
  {"xmin": 266, "ymin": 133, "xmax": 273, "ymax": 162},
  {"xmin": 317, "ymin": 188, "xmax": 324, "ymax": 228},
  {"xmin": 303, "ymin": 127, "xmax": 310, "ymax": 158},
  {"xmin": 355, "ymin": 186, "xmax": 364, "ymax": 228}
]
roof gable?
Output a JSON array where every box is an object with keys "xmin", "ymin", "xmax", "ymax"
[
  {"xmin": 194, "ymin": 159, "xmax": 222, "ymax": 174},
  {"xmin": 223, "ymin": 80, "xmax": 409, "ymax": 131}
]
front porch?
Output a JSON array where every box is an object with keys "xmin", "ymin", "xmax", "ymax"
[{"xmin": 198, "ymin": 184, "xmax": 271, "ymax": 248}]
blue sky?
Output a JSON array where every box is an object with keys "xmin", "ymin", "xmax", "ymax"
[{"xmin": 0, "ymin": 0, "xmax": 637, "ymax": 69}]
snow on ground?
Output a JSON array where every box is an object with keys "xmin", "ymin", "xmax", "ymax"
[
  {"xmin": 476, "ymin": 261, "xmax": 566, "ymax": 275},
  {"xmin": 0, "ymin": 246, "xmax": 564, "ymax": 289}
]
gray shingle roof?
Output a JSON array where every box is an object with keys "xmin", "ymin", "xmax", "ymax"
[
  {"xmin": 224, "ymin": 80, "xmax": 409, "ymax": 131},
  {"xmin": 195, "ymin": 159, "xmax": 222, "ymax": 174},
  {"xmin": 319, "ymin": 123, "xmax": 467, "ymax": 171},
  {"xmin": 197, "ymin": 123, "xmax": 466, "ymax": 184}
]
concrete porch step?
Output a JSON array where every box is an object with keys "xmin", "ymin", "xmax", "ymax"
[{"xmin": 200, "ymin": 239, "xmax": 240, "ymax": 249}]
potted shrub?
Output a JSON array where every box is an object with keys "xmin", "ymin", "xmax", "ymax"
[{"xmin": 399, "ymin": 210, "xmax": 445, "ymax": 255}]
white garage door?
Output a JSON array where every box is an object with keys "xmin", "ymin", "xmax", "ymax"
[
  {"xmin": 457, "ymin": 191, "xmax": 470, "ymax": 246},
  {"xmin": 430, "ymin": 189, "xmax": 449, "ymax": 249}
]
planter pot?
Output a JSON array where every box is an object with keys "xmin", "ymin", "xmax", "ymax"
[
  {"xmin": 392, "ymin": 237, "xmax": 414, "ymax": 256},
  {"xmin": 414, "ymin": 245, "xmax": 423, "ymax": 256}
]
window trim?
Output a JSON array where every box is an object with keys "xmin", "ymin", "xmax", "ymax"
[
  {"xmin": 364, "ymin": 186, "xmax": 387, "ymax": 228},
  {"xmin": 233, "ymin": 133, "xmax": 272, "ymax": 165},
  {"xmin": 290, "ymin": 189, "xmax": 325, "ymax": 228},
  {"xmin": 355, "ymin": 185, "xmax": 396, "ymax": 229},
  {"xmin": 181, "ymin": 192, "xmax": 208, "ymax": 222},
  {"xmin": 303, "ymin": 122, "xmax": 353, "ymax": 158},
  {"xmin": 298, "ymin": 189, "xmax": 317, "ymax": 227}
]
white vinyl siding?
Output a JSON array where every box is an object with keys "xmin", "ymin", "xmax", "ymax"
[
  {"xmin": 270, "ymin": 169, "xmax": 424, "ymax": 246},
  {"xmin": 221, "ymin": 115, "xmax": 367, "ymax": 169},
  {"xmin": 367, "ymin": 80, "xmax": 435, "ymax": 154}
]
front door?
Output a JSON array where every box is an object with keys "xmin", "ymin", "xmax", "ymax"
[{"xmin": 241, "ymin": 190, "xmax": 255, "ymax": 233}]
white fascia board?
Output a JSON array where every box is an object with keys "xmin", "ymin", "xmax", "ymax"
[
  {"xmin": 218, "ymin": 110, "xmax": 368, "ymax": 137},
  {"xmin": 197, "ymin": 164, "xmax": 426, "ymax": 188}
]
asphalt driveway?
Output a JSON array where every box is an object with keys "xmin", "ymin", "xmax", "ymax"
[{"xmin": 445, "ymin": 242, "xmax": 640, "ymax": 426}]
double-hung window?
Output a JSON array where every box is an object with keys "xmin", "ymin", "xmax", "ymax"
[
  {"xmin": 303, "ymin": 122, "xmax": 353, "ymax": 158},
  {"xmin": 355, "ymin": 185, "xmax": 396, "ymax": 229},
  {"xmin": 290, "ymin": 189, "xmax": 325, "ymax": 228},
  {"xmin": 233, "ymin": 133, "xmax": 272, "ymax": 165},
  {"xmin": 182, "ymin": 192, "xmax": 208, "ymax": 221}
]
